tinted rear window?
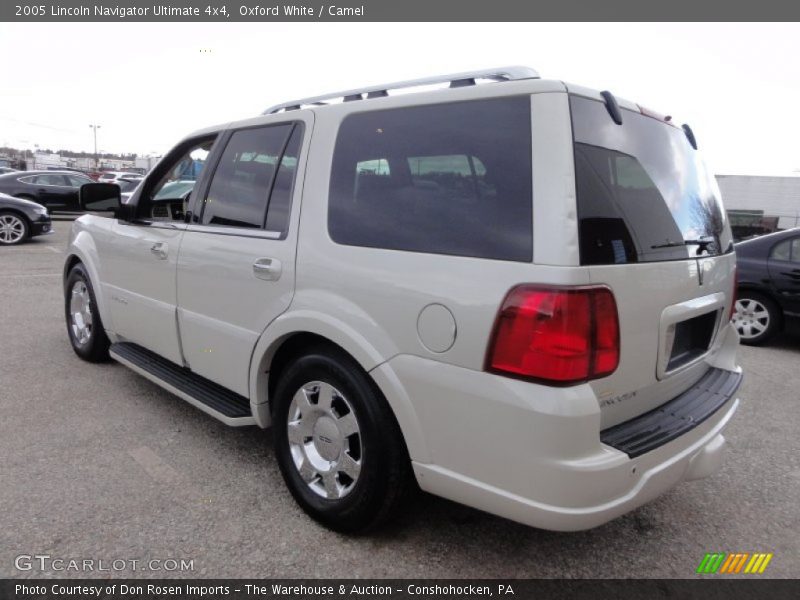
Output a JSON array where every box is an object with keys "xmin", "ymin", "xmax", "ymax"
[
  {"xmin": 328, "ymin": 97, "xmax": 533, "ymax": 262},
  {"xmin": 571, "ymin": 96, "xmax": 733, "ymax": 265}
]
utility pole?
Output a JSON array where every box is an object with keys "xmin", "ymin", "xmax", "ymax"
[{"xmin": 89, "ymin": 124, "xmax": 101, "ymax": 169}]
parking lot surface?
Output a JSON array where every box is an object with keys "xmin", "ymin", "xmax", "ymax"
[{"xmin": 1, "ymin": 220, "xmax": 798, "ymax": 578}]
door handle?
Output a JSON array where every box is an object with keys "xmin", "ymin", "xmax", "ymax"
[
  {"xmin": 150, "ymin": 242, "xmax": 168, "ymax": 260},
  {"xmin": 253, "ymin": 257, "xmax": 282, "ymax": 281}
]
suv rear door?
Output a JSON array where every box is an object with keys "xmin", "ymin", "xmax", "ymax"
[
  {"xmin": 569, "ymin": 94, "xmax": 736, "ymax": 428},
  {"xmin": 176, "ymin": 115, "xmax": 311, "ymax": 397}
]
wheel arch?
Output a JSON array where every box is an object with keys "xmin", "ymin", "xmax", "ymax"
[
  {"xmin": 63, "ymin": 232, "xmax": 115, "ymax": 339},
  {"xmin": 248, "ymin": 312, "xmax": 430, "ymax": 462},
  {"xmin": 63, "ymin": 253, "xmax": 82, "ymax": 282},
  {"xmin": 0, "ymin": 207, "xmax": 32, "ymax": 226}
]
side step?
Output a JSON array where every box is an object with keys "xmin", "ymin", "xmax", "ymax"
[{"xmin": 110, "ymin": 342, "xmax": 255, "ymax": 427}]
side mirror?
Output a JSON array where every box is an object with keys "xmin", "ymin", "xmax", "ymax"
[{"xmin": 79, "ymin": 183, "xmax": 121, "ymax": 215}]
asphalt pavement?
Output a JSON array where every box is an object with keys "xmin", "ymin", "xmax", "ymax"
[{"xmin": 1, "ymin": 220, "xmax": 798, "ymax": 578}]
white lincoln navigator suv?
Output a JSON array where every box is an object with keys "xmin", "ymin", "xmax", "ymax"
[{"xmin": 64, "ymin": 67, "xmax": 742, "ymax": 533}]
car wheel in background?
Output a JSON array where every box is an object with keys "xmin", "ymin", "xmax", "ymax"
[
  {"xmin": 733, "ymin": 291, "xmax": 781, "ymax": 345},
  {"xmin": 65, "ymin": 263, "xmax": 111, "ymax": 362},
  {"xmin": 0, "ymin": 212, "xmax": 29, "ymax": 245},
  {"xmin": 272, "ymin": 346, "xmax": 413, "ymax": 533}
]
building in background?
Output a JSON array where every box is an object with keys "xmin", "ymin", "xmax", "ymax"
[
  {"xmin": 717, "ymin": 175, "xmax": 800, "ymax": 240},
  {"xmin": 135, "ymin": 155, "xmax": 161, "ymax": 173},
  {"xmin": 24, "ymin": 151, "xmax": 142, "ymax": 173}
]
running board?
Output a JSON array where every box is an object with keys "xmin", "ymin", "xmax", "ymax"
[{"xmin": 110, "ymin": 342, "xmax": 255, "ymax": 427}]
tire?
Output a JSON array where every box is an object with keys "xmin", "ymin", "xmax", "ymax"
[
  {"xmin": 272, "ymin": 346, "xmax": 413, "ymax": 533},
  {"xmin": 0, "ymin": 211, "xmax": 29, "ymax": 245},
  {"xmin": 733, "ymin": 291, "xmax": 781, "ymax": 345},
  {"xmin": 65, "ymin": 263, "xmax": 111, "ymax": 362}
]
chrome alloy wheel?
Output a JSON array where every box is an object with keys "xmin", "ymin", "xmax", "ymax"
[
  {"xmin": 69, "ymin": 280, "xmax": 93, "ymax": 345},
  {"xmin": 733, "ymin": 298, "xmax": 770, "ymax": 340},
  {"xmin": 0, "ymin": 214, "xmax": 25, "ymax": 244},
  {"xmin": 287, "ymin": 381, "xmax": 362, "ymax": 500}
]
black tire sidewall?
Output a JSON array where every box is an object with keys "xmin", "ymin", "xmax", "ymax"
[
  {"xmin": 0, "ymin": 211, "xmax": 29, "ymax": 245},
  {"xmin": 65, "ymin": 264, "xmax": 109, "ymax": 361},
  {"xmin": 736, "ymin": 291, "xmax": 781, "ymax": 345},
  {"xmin": 272, "ymin": 350, "xmax": 405, "ymax": 532}
]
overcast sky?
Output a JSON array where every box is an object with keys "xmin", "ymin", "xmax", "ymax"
[{"xmin": 1, "ymin": 22, "xmax": 798, "ymax": 175}]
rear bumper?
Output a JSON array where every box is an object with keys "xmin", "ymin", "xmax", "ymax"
[
  {"xmin": 601, "ymin": 367, "xmax": 742, "ymax": 458},
  {"xmin": 413, "ymin": 394, "xmax": 737, "ymax": 531},
  {"xmin": 381, "ymin": 353, "xmax": 741, "ymax": 531}
]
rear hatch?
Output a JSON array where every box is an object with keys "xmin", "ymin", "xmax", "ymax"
[{"xmin": 569, "ymin": 93, "xmax": 736, "ymax": 428}]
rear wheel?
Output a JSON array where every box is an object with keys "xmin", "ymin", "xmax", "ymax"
[
  {"xmin": 0, "ymin": 212, "xmax": 29, "ymax": 245},
  {"xmin": 733, "ymin": 291, "xmax": 781, "ymax": 345},
  {"xmin": 272, "ymin": 346, "xmax": 413, "ymax": 533},
  {"xmin": 65, "ymin": 264, "xmax": 111, "ymax": 361}
]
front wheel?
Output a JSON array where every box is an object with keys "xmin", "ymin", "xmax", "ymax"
[
  {"xmin": 0, "ymin": 212, "xmax": 29, "ymax": 245},
  {"xmin": 65, "ymin": 264, "xmax": 111, "ymax": 361},
  {"xmin": 733, "ymin": 291, "xmax": 781, "ymax": 345},
  {"xmin": 272, "ymin": 347, "xmax": 413, "ymax": 533}
]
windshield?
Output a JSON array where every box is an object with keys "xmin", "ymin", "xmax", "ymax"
[{"xmin": 571, "ymin": 95, "xmax": 733, "ymax": 265}]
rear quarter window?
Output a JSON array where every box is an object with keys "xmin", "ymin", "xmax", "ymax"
[
  {"xmin": 770, "ymin": 237, "xmax": 800, "ymax": 262},
  {"xmin": 328, "ymin": 97, "xmax": 533, "ymax": 262}
]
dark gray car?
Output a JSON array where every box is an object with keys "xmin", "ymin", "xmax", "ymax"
[
  {"xmin": 735, "ymin": 228, "xmax": 800, "ymax": 344},
  {"xmin": 0, "ymin": 192, "xmax": 53, "ymax": 245},
  {"xmin": 0, "ymin": 170, "xmax": 94, "ymax": 212}
]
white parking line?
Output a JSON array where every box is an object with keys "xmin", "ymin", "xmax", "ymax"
[
  {"xmin": 46, "ymin": 246, "xmax": 63, "ymax": 254},
  {"xmin": 128, "ymin": 445, "xmax": 208, "ymax": 507},
  {"xmin": 128, "ymin": 446, "xmax": 183, "ymax": 485},
  {"xmin": 0, "ymin": 273, "xmax": 61, "ymax": 278}
]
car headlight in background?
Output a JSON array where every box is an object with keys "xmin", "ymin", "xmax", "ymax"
[{"xmin": 33, "ymin": 206, "xmax": 49, "ymax": 216}]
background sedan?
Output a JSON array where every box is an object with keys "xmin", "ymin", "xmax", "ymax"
[
  {"xmin": 0, "ymin": 192, "xmax": 52, "ymax": 245},
  {"xmin": 98, "ymin": 171, "xmax": 143, "ymax": 184},
  {"xmin": 735, "ymin": 228, "xmax": 800, "ymax": 344},
  {"xmin": 0, "ymin": 170, "xmax": 94, "ymax": 212}
]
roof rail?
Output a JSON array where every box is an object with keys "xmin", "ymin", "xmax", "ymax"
[{"xmin": 263, "ymin": 66, "xmax": 539, "ymax": 114}]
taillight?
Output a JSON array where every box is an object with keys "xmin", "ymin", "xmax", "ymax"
[{"xmin": 486, "ymin": 286, "xmax": 620, "ymax": 385}]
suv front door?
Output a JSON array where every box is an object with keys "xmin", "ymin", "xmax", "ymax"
[
  {"xmin": 176, "ymin": 116, "xmax": 311, "ymax": 397},
  {"xmin": 101, "ymin": 136, "xmax": 218, "ymax": 364}
]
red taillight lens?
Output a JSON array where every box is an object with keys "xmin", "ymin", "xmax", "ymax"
[{"xmin": 486, "ymin": 286, "xmax": 620, "ymax": 385}]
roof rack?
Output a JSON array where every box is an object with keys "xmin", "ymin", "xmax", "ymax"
[{"xmin": 263, "ymin": 66, "xmax": 539, "ymax": 114}]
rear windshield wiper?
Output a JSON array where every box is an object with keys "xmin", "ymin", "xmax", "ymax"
[{"xmin": 651, "ymin": 238, "xmax": 717, "ymax": 253}]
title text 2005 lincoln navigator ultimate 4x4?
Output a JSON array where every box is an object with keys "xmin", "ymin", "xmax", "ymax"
[{"xmin": 65, "ymin": 67, "xmax": 741, "ymax": 532}]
